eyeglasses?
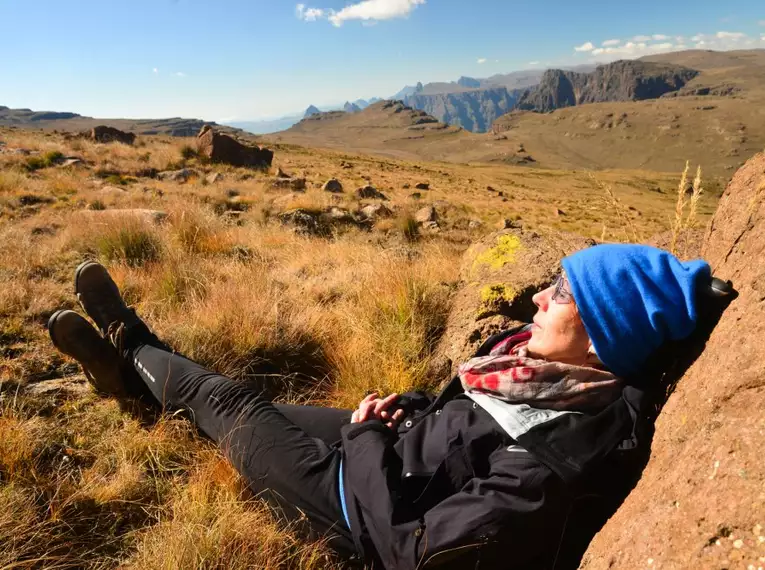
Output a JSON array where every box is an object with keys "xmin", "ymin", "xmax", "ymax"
[{"xmin": 551, "ymin": 273, "xmax": 574, "ymax": 304}]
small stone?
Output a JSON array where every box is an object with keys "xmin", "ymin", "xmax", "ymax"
[
  {"xmin": 496, "ymin": 218, "xmax": 521, "ymax": 230},
  {"xmin": 408, "ymin": 192, "xmax": 422, "ymax": 200},
  {"xmin": 58, "ymin": 157, "xmax": 85, "ymax": 168},
  {"xmin": 468, "ymin": 220, "xmax": 484, "ymax": 230},
  {"xmin": 206, "ymin": 172, "xmax": 225, "ymax": 184},
  {"xmin": 733, "ymin": 539, "xmax": 744, "ymax": 549},
  {"xmin": 275, "ymin": 166, "xmax": 290, "ymax": 178},
  {"xmin": 415, "ymin": 182, "xmax": 430, "ymax": 190}
]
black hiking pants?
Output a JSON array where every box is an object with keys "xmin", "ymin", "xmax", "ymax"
[{"xmin": 129, "ymin": 343, "xmax": 357, "ymax": 559}]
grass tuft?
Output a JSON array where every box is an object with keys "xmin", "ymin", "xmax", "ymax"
[{"xmin": 94, "ymin": 224, "xmax": 163, "ymax": 267}]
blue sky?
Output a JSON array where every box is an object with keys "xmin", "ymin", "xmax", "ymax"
[{"xmin": 2, "ymin": 0, "xmax": 764, "ymax": 121}]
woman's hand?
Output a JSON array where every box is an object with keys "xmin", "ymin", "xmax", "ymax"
[{"xmin": 351, "ymin": 392, "xmax": 406, "ymax": 429}]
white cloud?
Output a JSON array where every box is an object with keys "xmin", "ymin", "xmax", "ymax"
[
  {"xmin": 326, "ymin": 0, "xmax": 425, "ymax": 27},
  {"xmin": 602, "ymin": 39, "xmax": 621, "ymax": 46},
  {"xmin": 632, "ymin": 35, "xmax": 652, "ymax": 42},
  {"xmin": 716, "ymin": 30, "xmax": 745, "ymax": 39},
  {"xmin": 175, "ymin": 72, "xmax": 186, "ymax": 77},
  {"xmin": 152, "ymin": 67, "xmax": 159, "ymax": 74},
  {"xmin": 296, "ymin": 4, "xmax": 325, "ymax": 21},
  {"xmin": 574, "ymin": 41, "xmax": 594, "ymax": 52},
  {"xmin": 759, "ymin": 20, "xmax": 765, "ymax": 26},
  {"xmin": 477, "ymin": 58, "xmax": 487, "ymax": 64},
  {"xmin": 652, "ymin": 34, "xmax": 669, "ymax": 40},
  {"xmin": 528, "ymin": 61, "xmax": 540, "ymax": 66},
  {"xmin": 591, "ymin": 41, "xmax": 675, "ymax": 57}
]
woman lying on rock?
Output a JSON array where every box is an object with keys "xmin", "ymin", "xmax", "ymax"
[{"xmin": 47, "ymin": 244, "xmax": 731, "ymax": 570}]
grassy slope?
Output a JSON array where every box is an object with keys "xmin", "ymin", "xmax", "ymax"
[{"xmin": 0, "ymin": 127, "xmax": 715, "ymax": 568}]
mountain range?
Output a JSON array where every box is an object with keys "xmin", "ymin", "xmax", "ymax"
[{"xmin": 270, "ymin": 49, "xmax": 765, "ymax": 182}]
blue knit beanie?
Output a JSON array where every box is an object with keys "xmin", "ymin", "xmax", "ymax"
[{"xmin": 561, "ymin": 244, "xmax": 711, "ymax": 378}]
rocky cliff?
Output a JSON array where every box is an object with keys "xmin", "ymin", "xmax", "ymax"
[
  {"xmin": 516, "ymin": 60, "xmax": 699, "ymax": 112},
  {"xmin": 580, "ymin": 152, "xmax": 765, "ymax": 569},
  {"xmin": 403, "ymin": 86, "xmax": 522, "ymax": 133}
]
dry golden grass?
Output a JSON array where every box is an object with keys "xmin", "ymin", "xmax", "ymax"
[{"xmin": 0, "ymin": 126, "xmax": 725, "ymax": 567}]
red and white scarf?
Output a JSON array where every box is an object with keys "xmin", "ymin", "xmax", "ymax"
[{"xmin": 458, "ymin": 330, "xmax": 623, "ymax": 411}]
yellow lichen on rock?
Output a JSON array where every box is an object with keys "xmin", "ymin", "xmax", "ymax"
[
  {"xmin": 472, "ymin": 234, "xmax": 522, "ymax": 274},
  {"xmin": 477, "ymin": 283, "xmax": 516, "ymax": 318}
]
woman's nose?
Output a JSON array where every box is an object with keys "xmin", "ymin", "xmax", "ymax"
[{"xmin": 532, "ymin": 286, "xmax": 553, "ymax": 311}]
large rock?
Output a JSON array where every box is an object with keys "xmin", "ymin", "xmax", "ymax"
[
  {"xmin": 196, "ymin": 125, "xmax": 273, "ymax": 168},
  {"xmin": 87, "ymin": 125, "xmax": 136, "ymax": 145},
  {"xmin": 580, "ymin": 153, "xmax": 765, "ymax": 569},
  {"xmin": 433, "ymin": 228, "xmax": 594, "ymax": 380}
]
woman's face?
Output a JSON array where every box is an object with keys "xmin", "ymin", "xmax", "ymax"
[{"xmin": 527, "ymin": 274, "xmax": 592, "ymax": 365}]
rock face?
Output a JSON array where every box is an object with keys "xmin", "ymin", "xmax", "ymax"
[
  {"xmin": 196, "ymin": 126, "xmax": 273, "ymax": 168},
  {"xmin": 88, "ymin": 125, "xmax": 136, "ymax": 145},
  {"xmin": 580, "ymin": 152, "xmax": 765, "ymax": 569},
  {"xmin": 404, "ymin": 86, "xmax": 522, "ymax": 133},
  {"xmin": 433, "ymin": 228, "xmax": 594, "ymax": 380},
  {"xmin": 515, "ymin": 60, "xmax": 699, "ymax": 113}
]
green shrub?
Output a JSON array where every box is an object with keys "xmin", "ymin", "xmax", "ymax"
[
  {"xmin": 180, "ymin": 145, "xmax": 198, "ymax": 160},
  {"xmin": 24, "ymin": 151, "xmax": 64, "ymax": 172},
  {"xmin": 398, "ymin": 214, "xmax": 420, "ymax": 242},
  {"xmin": 95, "ymin": 227, "xmax": 162, "ymax": 267}
]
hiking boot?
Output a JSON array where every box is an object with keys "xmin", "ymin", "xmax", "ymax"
[
  {"xmin": 75, "ymin": 261, "xmax": 138, "ymax": 334},
  {"xmin": 47, "ymin": 309, "xmax": 128, "ymax": 396},
  {"xmin": 74, "ymin": 261, "xmax": 164, "ymax": 352}
]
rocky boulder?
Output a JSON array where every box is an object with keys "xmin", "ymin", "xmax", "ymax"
[
  {"xmin": 196, "ymin": 125, "xmax": 273, "ymax": 168},
  {"xmin": 360, "ymin": 202, "xmax": 394, "ymax": 220},
  {"xmin": 270, "ymin": 177, "xmax": 306, "ymax": 191},
  {"xmin": 414, "ymin": 205, "xmax": 437, "ymax": 224},
  {"xmin": 157, "ymin": 168, "xmax": 198, "ymax": 183},
  {"xmin": 322, "ymin": 178, "xmax": 344, "ymax": 193},
  {"xmin": 87, "ymin": 126, "xmax": 136, "ymax": 145},
  {"xmin": 355, "ymin": 185, "xmax": 387, "ymax": 200},
  {"xmin": 580, "ymin": 152, "xmax": 765, "ymax": 569},
  {"xmin": 277, "ymin": 206, "xmax": 361, "ymax": 237},
  {"xmin": 432, "ymin": 228, "xmax": 594, "ymax": 380}
]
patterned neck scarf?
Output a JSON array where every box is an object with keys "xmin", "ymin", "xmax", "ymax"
[{"xmin": 458, "ymin": 330, "xmax": 624, "ymax": 411}]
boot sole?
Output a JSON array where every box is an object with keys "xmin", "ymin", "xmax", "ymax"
[{"xmin": 47, "ymin": 309, "xmax": 72, "ymax": 356}]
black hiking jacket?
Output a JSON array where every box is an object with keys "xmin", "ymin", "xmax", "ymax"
[{"xmin": 339, "ymin": 326, "xmax": 651, "ymax": 569}]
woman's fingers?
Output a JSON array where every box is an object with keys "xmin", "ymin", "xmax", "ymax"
[
  {"xmin": 373, "ymin": 393, "xmax": 399, "ymax": 416},
  {"xmin": 351, "ymin": 410, "xmax": 359, "ymax": 423}
]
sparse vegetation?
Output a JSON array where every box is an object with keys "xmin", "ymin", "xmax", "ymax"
[{"xmin": 0, "ymin": 125, "xmax": 724, "ymax": 567}]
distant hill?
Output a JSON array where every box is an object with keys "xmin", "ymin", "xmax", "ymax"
[
  {"xmin": 343, "ymin": 101, "xmax": 362, "ymax": 113},
  {"xmin": 0, "ymin": 106, "xmax": 251, "ymax": 138},
  {"xmin": 226, "ymin": 114, "xmax": 303, "ymax": 135},
  {"xmin": 515, "ymin": 60, "xmax": 699, "ymax": 112},
  {"xmin": 304, "ymin": 105, "xmax": 321, "ymax": 118}
]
